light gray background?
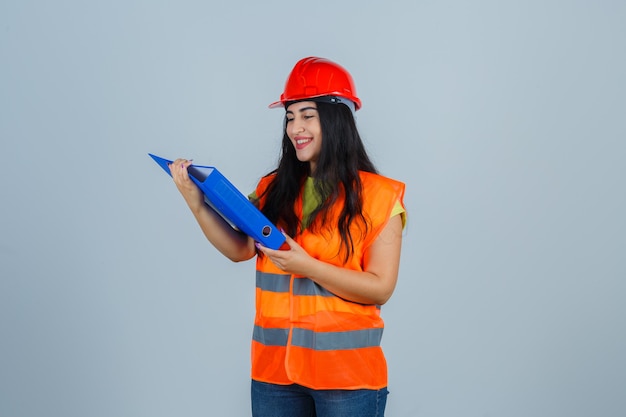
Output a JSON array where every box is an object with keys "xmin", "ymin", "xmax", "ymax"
[{"xmin": 1, "ymin": 1, "xmax": 624, "ymax": 416}]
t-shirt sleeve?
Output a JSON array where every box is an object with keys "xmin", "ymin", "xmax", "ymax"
[
  {"xmin": 390, "ymin": 200, "xmax": 407, "ymax": 229},
  {"xmin": 248, "ymin": 191, "xmax": 259, "ymax": 208}
]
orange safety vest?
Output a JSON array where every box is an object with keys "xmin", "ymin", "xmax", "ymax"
[{"xmin": 252, "ymin": 171, "xmax": 405, "ymax": 390}]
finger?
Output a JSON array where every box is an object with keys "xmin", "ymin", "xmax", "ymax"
[
  {"xmin": 255, "ymin": 241, "xmax": 269, "ymax": 255},
  {"xmin": 169, "ymin": 159, "xmax": 182, "ymax": 178},
  {"xmin": 171, "ymin": 159, "xmax": 193, "ymax": 183},
  {"xmin": 257, "ymin": 243, "xmax": 280, "ymax": 258}
]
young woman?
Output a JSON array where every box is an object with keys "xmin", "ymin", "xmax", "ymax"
[{"xmin": 169, "ymin": 57, "xmax": 406, "ymax": 417}]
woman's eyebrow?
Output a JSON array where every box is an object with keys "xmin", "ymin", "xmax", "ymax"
[{"xmin": 286, "ymin": 107, "xmax": 317, "ymax": 116}]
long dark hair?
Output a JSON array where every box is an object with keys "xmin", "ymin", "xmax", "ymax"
[{"xmin": 260, "ymin": 101, "xmax": 378, "ymax": 261}]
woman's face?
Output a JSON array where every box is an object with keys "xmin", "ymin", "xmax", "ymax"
[{"xmin": 285, "ymin": 101, "xmax": 322, "ymax": 173}]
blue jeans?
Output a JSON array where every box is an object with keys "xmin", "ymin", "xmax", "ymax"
[{"xmin": 251, "ymin": 380, "xmax": 389, "ymax": 417}]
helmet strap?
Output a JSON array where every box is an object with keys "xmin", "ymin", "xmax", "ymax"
[{"xmin": 313, "ymin": 96, "xmax": 356, "ymax": 113}]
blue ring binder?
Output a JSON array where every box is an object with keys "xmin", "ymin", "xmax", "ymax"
[{"xmin": 149, "ymin": 153, "xmax": 286, "ymax": 250}]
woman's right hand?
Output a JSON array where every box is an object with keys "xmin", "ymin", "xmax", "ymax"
[
  {"xmin": 168, "ymin": 157, "xmax": 256, "ymax": 261},
  {"xmin": 169, "ymin": 158, "xmax": 204, "ymax": 213}
]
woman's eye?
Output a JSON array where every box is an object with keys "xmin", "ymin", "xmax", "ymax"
[{"xmin": 286, "ymin": 118, "xmax": 294, "ymax": 123}]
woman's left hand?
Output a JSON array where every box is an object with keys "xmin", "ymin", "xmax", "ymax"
[{"xmin": 255, "ymin": 234, "xmax": 315, "ymax": 276}]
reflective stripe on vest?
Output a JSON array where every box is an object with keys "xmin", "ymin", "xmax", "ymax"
[
  {"xmin": 253, "ymin": 325, "xmax": 383, "ymax": 350},
  {"xmin": 257, "ymin": 271, "xmax": 335, "ymax": 297},
  {"xmin": 252, "ymin": 326, "xmax": 289, "ymax": 346},
  {"xmin": 256, "ymin": 271, "xmax": 290, "ymax": 293}
]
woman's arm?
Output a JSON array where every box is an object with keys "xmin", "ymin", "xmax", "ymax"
[
  {"xmin": 170, "ymin": 159, "xmax": 256, "ymax": 262},
  {"xmin": 256, "ymin": 214, "xmax": 403, "ymax": 305}
]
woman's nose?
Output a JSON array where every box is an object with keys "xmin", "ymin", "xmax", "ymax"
[{"xmin": 289, "ymin": 120, "xmax": 305, "ymax": 135}]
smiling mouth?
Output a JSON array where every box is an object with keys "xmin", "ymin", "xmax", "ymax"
[{"xmin": 295, "ymin": 138, "xmax": 312, "ymax": 149}]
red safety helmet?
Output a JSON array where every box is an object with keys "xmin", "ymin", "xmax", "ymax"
[{"xmin": 269, "ymin": 57, "xmax": 362, "ymax": 110}]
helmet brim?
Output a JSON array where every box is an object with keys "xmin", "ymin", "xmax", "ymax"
[{"xmin": 268, "ymin": 100, "xmax": 284, "ymax": 109}]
